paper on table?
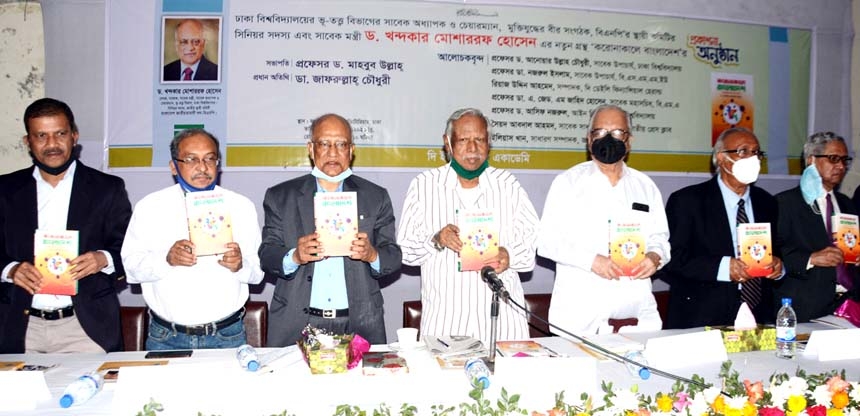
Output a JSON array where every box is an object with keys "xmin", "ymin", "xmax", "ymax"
[
  {"xmin": 0, "ymin": 371, "xmax": 51, "ymax": 411},
  {"xmin": 645, "ymin": 330, "xmax": 727, "ymax": 370},
  {"xmin": 803, "ymin": 328, "xmax": 860, "ymax": 361}
]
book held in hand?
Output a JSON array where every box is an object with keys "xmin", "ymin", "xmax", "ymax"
[
  {"xmin": 184, "ymin": 190, "xmax": 232, "ymax": 256},
  {"xmin": 737, "ymin": 223, "xmax": 772, "ymax": 277},
  {"xmin": 608, "ymin": 219, "xmax": 645, "ymax": 277},
  {"xmin": 832, "ymin": 213, "xmax": 860, "ymax": 263},
  {"xmin": 34, "ymin": 229, "xmax": 79, "ymax": 295},
  {"xmin": 314, "ymin": 191, "xmax": 358, "ymax": 257},
  {"xmin": 457, "ymin": 209, "xmax": 499, "ymax": 271}
]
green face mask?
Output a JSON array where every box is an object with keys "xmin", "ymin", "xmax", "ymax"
[{"xmin": 450, "ymin": 158, "xmax": 488, "ymax": 180}]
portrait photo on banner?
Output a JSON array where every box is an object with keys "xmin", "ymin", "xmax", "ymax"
[{"xmin": 161, "ymin": 16, "xmax": 222, "ymax": 83}]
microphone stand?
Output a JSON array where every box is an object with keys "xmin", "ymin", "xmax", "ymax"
[{"xmin": 483, "ymin": 290, "xmax": 500, "ymax": 373}]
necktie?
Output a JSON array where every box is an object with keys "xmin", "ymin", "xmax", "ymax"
[
  {"xmin": 182, "ymin": 67, "xmax": 193, "ymax": 81},
  {"xmin": 738, "ymin": 199, "xmax": 762, "ymax": 308},
  {"xmin": 827, "ymin": 193, "xmax": 855, "ymax": 290}
]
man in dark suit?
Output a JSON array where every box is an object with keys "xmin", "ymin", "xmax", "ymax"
[
  {"xmin": 662, "ymin": 127, "xmax": 784, "ymax": 328},
  {"xmin": 162, "ymin": 19, "xmax": 218, "ymax": 82},
  {"xmin": 0, "ymin": 98, "xmax": 132, "ymax": 353},
  {"xmin": 776, "ymin": 132, "xmax": 858, "ymax": 322},
  {"xmin": 259, "ymin": 114, "xmax": 401, "ymax": 346}
]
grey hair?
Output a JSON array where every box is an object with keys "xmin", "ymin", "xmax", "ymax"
[
  {"xmin": 169, "ymin": 128, "xmax": 221, "ymax": 161},
  {"xmin": 803, "ymin": 131, "xmax": 846, "ymax": 166},
  {"xmin": 711, "ymin": 126, "xmax": 756, "ymax": 168},
  {"xmin": 587, "ymin": 104, "xmax": 633, "ymax": 132},
  {"xmin": 174, "ymin": 19, "xmax": 205, "ymax": 39},
  {"xmin": 444, "ymin": 108, "xmax": 491, "ymax": 138},
  {"xmin": 309, "ymin": 113, "xmax": 353, "ymax": 142}
]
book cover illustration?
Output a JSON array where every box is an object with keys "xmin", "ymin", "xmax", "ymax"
[
  {"xmin": 832, "ymin": 213, "xmax": 860, "ymax": 264},
  {"xmin": 361, "ymin": 352, "xmax": 409, "ymax": 375},
  {"xmin": 457, "ymin": 209, "xmax": 499, "ymax": 272},
  {"xmin": 737, "ymin": 223, "xmax": 772, "ymax": 277},
  {"xmin": 608, "ymin": 219, "xmax": 645, "ymax": 277},
  {"xmin": 34, "ymin": 230, "xmax": 79, "ymax": 295},
  {"xmin": 185, "ymin": 190, "xmax": 232, "ymax": 256},
  {"xmin": 0, "ymin": 362, "xmax": 24, "ymax": 371},
  {"xmin": 314, "ymin": 191, "xmax": 358, "ymax": 257},
  {"xmin": 495, "ymin": 340, "xmax": 554, "ymax": 357}
]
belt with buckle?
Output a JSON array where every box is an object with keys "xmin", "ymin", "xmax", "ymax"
[
  {"xmin": 307, "ymin": 307, "xmax": 349, "ymax": 319},
  {"xmin": 28, "ymin": 305, "xmax": 75, "ymax": 320},
  {"xmin": 151, "ymin": 308, "xmax": 244, "ymax": 336}
]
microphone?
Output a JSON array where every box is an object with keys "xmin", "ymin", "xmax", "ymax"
[{"xmin": 480, "ymin": 266, "xmax": 509, "ymax": 299}]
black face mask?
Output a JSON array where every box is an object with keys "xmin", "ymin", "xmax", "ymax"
[
  {"xmin": 30, "ymin": 152, "xmax": 76, "ymax": 176},
  {"xmin": 590, "ymin": 134, "xmax": 627, "ymax": 164}
]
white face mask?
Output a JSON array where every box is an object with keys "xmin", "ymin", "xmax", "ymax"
[{"xmin": 724, "ymin": 155, "xmax": 761, "ymax": 184}]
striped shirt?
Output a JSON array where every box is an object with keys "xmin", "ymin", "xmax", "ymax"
[{"xmin": 397, "ymin": 165, "xmax": 539, "ymax": 346}]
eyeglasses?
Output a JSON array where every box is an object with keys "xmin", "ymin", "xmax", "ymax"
[
  {"xmin": 722, "ymin": 148, "xmax": 767, "ymax": 160},
  {"xmin": 313, "ymin": 140, "xmax": 352, "ymax": 153},
  {"xmin": 450, "ymin": 137, "xmax": 489, "ymax": 147},
  {"xmin": 590, "ymin": 128, "xmax": 630, "ymax": 141},
  {"xmin": 813, "ymin": 154, "xmax": 853, "ymax": 165},
  {"xmin": 177, "ymin": 38, "xmax": 203, "ymax": 47},
  {"xmin": 174, "ymin": 155, "xmax": 219, "ymax": 167}
]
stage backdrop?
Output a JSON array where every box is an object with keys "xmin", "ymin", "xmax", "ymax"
[{"xmin": 106, "ymin": 0, "xmax": 810, "ymax": 173}]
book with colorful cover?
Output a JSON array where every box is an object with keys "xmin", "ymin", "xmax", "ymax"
[
  {"xmin": 495, "ymin": 340, "xmax": 554, "ymax": 357},
  {"xmin": 0, "ymin": 362, "xmax": 24, "ymax": 371},
  {"xmin": 457, "ymin": 209, "xmax": 499, "ymax": 271},
  {"xmin": 314, "ymin": 191, "xmax": 358, "ymax": 257},
  {"xmin": 361, "ymin": 352, "xmax": 409, "ymax": 375},
  {"xmin": 737, "ymin": 223, "xmax": 772, "ymax": 277},
  {"xmin": 608, "ymin": 219, "xmax": 645, "ymax": 277},
  {"xmin": 184, "ymin": 190, "xmax": 232, "ymax": 256},
  {"xmin": 34, "ymin": 229, "xmax": 79, "ymax": 295},
  {"xmin": 832, "ymin": 213, "xmax": 860, "ymax": 263}
]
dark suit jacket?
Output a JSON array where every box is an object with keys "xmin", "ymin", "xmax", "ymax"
[
  {"xmin": 163, "ymin": 55, "xmax": 218, "ymax": 81},
  {"xmin": 0, "ymin": 163, "xmax": 132, "ymax": 353},
  {"xmin": 259, "ymin": 174, "xmax": 402, "ymax": 346},
  {"xmin": 775, "ymin": 187, "xmax": 857, "ymax": 322},
  {"xmin": 661, "ymin": 176, "xmax": 779, "ymax": 328}
]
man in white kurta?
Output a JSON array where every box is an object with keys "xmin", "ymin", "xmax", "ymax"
[
  {"xmin": 537, "ymin": 105, "xmax": 670, "ymax": 336},
  {"xmin": 122, "ymin": 129, "xmax": 263, "ymax": 350},
  {"xmin": 398, "ymin": 108, "xmax": 539, "ymax": 347}
]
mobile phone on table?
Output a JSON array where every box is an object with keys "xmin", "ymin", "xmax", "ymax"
[{"xmin": 144, "ymin": 349, "xmax": 193, "ymax": 359}]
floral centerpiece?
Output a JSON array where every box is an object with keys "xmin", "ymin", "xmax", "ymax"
[{"xmin": 297, "ymin": 324, "xmax": 369, "ymax": 374}]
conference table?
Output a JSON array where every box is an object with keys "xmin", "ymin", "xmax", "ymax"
[{"xmin": 1, "ymin": 323, "xmax": 857, "ymax": 415}]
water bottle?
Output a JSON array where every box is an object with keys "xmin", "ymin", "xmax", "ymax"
[
  {"xmin": 624, "ymin": 350, "xmax": 651, "ymax": 380},
  {"xmin": 464, "ymin": 357, "xmax": 490, "ymax": 389},
  {"xmin": 59, "ymin": 371, "xmax": 103, "ymax": 408},
  {"xmin": 776, "ymin": 298, "xmax": 797, "ymax": 359},
  {"xmin": 236, "ymin": 344, "xmax": 260, "ymax": 371}
]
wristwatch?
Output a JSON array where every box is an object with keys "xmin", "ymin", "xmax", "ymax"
[{"xmin": 432, "ymin": 232, "xmax": 445, "ymax": 252}]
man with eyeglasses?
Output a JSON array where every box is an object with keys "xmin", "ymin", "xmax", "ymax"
[
  {"xmin": 0, "ymin": 98, "xmax": 132, "ymax": 353},
  {"xmin": 662, "ymin": 127, "xmax": 783, "ymax": 329},
  {"xmin": 162, "ymin": 18, "xmax": 218, "ymax": 82},
  {"xmin": 260, "ymin": 114, "xmax": 401, "ymax": 346},
  {"xmin": 122, "ymin": 128, "xmax": 263, "ymax": 350},
  {"xmin": 774, "ymin": 131, "xmax": 858, "ymax": 322},
  {"xmin": 397, "ymin": 108, "xmax": 539, "ymax": 346},
  {"xmin": 537, "ymin": 104, "xmax": 669, "ymax": 335}
]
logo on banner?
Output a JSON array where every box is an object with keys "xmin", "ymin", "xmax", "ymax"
[{"xmin": 688, "ymin": 35, "xmax": 740, "ymax": 67}]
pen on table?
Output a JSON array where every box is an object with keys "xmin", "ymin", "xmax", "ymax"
[{"xmin": 436, "ymin": 338, "xmax": 450, "ymax": 348}]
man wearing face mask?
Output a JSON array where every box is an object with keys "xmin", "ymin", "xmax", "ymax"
[
  {"xmin": 0, "ymin": 98, "xmax": 132, "ymax": 353},
  {"xmin": 122, "ymin": 129, "xmax": 263, "ymax": 350},
  {"xmin": 662, "ymin": 127, "xmax": 783, "ymax": 328},
  {"xmin": 260, "ymin": 113, "xmax": 401, "ymax": 346},
  {"xmin": 398, "ymin": 108, "xmax": 539, "ymax": 346},
  {"xmin": 774, "ymin": 132, "xmax": 858, "ymax": 322},
  {"xmin": 537, "ymin": 104, "xmax": 669, "ymax": 335}
]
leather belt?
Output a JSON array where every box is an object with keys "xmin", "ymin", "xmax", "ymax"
[
  {"xmin": 28, "ymin": 305, "xmax": 75, "ymax": 320},
  {"xmin": 307, "ymin": 307, "xmax": 349, "ymax": 319},
  {"xmin": 151, "ymin": 308, "xmax": 244, "ymax": 336}
]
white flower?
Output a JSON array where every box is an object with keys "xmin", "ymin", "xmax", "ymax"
[
  {"xmin": 785, "ymin": 376, "xmax": 809, "ymax": 396},
  {"xmin": 851, "ymin": 382, "xmax": 860, "ymax": 402},
  {"xmin": 612, "ymin": 388, "xmax": 641, "ymax": 410},
  {"xmin": 688, "ymin": 392, "xmax": 710, "ymax": 416},
  {"xmin": 811, "ymin": 384, "xmax": 832, "ymax": 407},
  {"xmin": 726, "ymin": 396, "xmax": 748, "ymax": 410},
  {"xmin": 702, "ymin": 387, "xmax": 722, "ymax": 404},
  {"xmin": 770, "ymin": 383, "xmax": 791, "ymax": 408}
]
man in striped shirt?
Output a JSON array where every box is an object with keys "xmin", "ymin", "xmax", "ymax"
[{"xmin": 397, "ymin": 108, "xmax": 539, "ymax": 347}]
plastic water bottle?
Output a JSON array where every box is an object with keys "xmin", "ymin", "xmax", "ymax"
[
  {"xmin": 59, "ymin": 371, "xmax": 103, "ymax": 408},
  {"xmin": 776, "ymin": 298, "xmax": 797, "ymax": 359},
  {"xmin": 624, "ymin": 350, "xmax": 651, "ymax": 380},
  {"xmin": 464, "ymin": 357, "xmax": 490, "ymax": 389},
  {"xmin": 236, "ymin": 344, "xmax": 260, "ymax": 371}
]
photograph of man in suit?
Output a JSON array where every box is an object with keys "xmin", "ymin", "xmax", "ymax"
[
  {"xmin": 162, "ymin": 18, "xmax": 219, "ymax": 82},
  {"xmin": 259, "ymin": 113, "xmax": 402, "ymax": 346},
  {"xmin": 775, "ymin": 131, "xmax": 858, "ymax": 322},
  {"xmin": 662, "ymin": 127, "xmax": 783, "ymax": 328},
  {"xmin": 0, "ymin": 98, "xmax": 132, "ymax": 353}
]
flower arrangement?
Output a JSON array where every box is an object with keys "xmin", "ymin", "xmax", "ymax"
[{"xmin": 137, "ymin": 361, "xmax": 859, "ymax": 416}]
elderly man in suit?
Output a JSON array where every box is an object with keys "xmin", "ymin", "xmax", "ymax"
[
  {"xmin": 662, "ymin": 127, "xmax": 784, "ymax": 328},
  {"xmin": 163, "ymin": 19, "xmax": 218, "ymax": 82},
  {"xmin": 0, "ymin": 98, "xmax": 132, "ymax": 353},
  {"xmin": 259, "ymin": 113, "xmax": 402, "ymax": 346},
  {"xmin": 775, "ymin": 131, "xmax": 858, "ymax": 322}
]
